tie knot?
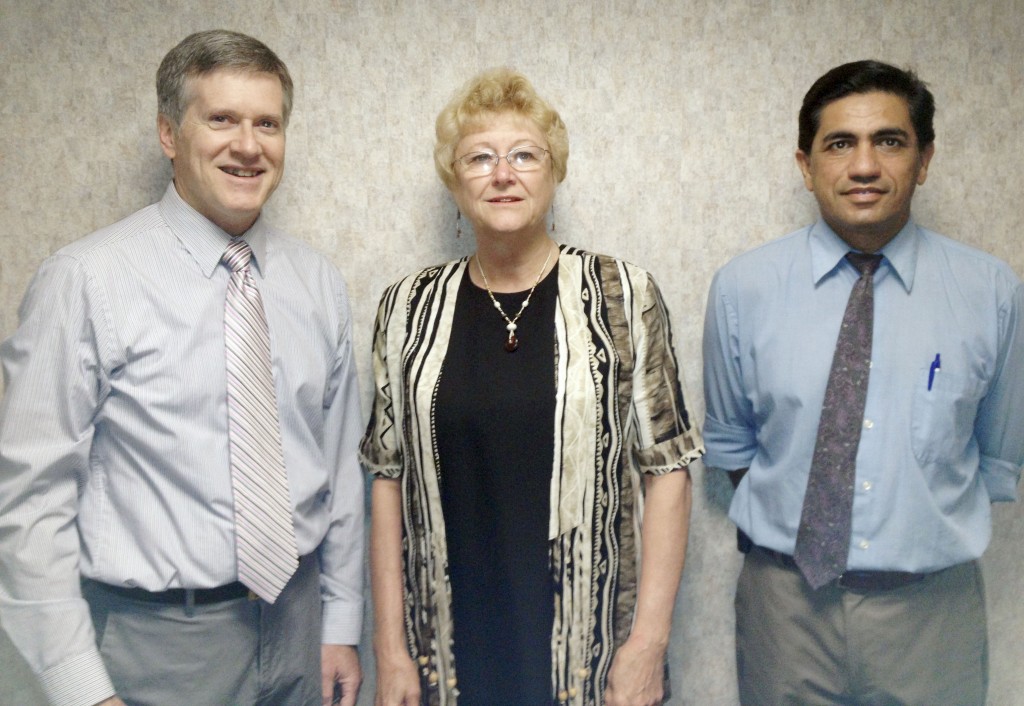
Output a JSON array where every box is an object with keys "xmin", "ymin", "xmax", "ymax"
[
  {"xmin": 845, "ymin": 252, "xmax": 883, "ymax": 277},
  {"xmin": 222, "ymin": 239, "xmax": 253, "ymax": 273}
]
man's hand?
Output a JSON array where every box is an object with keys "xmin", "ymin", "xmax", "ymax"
[
  {"xmin": 321, "ymin": 644, "xmax": 362, "ymax": 706},
  {"xmin": 93, "ymin": 698, "xmax": 126, "ymax": 706},
  {"xmin": 603, "ymin": 634, "xmax": 667, "ymax": 706}
]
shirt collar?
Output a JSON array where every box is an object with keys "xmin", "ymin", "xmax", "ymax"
[
  {"xmin": 157, "ymin": 182, "xmax": 271, "ymax": 279},
  {"xmin": 809, "ymin": 219, "xmax": 919, "ymax": 292}
]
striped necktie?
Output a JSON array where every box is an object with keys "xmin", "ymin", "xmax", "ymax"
[
  {"xmin": 794, "ymin": 252, "xmax": 883, "ymax": 590},
  {"xmin": 222, "ymin": 238, "xmax": 298, "ymax": 603}
]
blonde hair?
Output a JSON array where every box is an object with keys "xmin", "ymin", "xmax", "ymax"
[{"xmin": 434, "ymin": 68, "xmax": 569, "ymax": 189}]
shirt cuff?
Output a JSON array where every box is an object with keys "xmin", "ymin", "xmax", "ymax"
[
  {"xmin": 321, "ymin": 598, "xmax": 363, "ymax": 646},
  {"xmin": 979, "ymin": 454, "xmax": 1021, "ymax": 502},
  {"xmin": 39, "ymin": 648, "xmax": 115, "ymax": 706},
  {"xmin": 701, "ymin": 415, "xmax": 757, "ymax": 470}
]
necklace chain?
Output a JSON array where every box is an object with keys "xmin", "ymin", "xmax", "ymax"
[{"xmin": 476, "ymin": 243, "xmax": 554, "ymax": 353}]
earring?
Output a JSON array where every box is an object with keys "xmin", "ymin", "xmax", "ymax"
[
  {"xmin": 550, "ymin": 204, "xmax": 556, "ymax": 233},
  {"xmin": 456, "ymin": 209, "xmax": 462, "ymax": 239}
]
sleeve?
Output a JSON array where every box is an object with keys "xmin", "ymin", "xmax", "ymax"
[
  {"xmin": 0, "ymin": 255, "xmax": 117, "ymax": 706},
  {"xmin": 974, "ymin": 278, "xmax": 1024, "ymax": 502},
  {"xmin": 358, "ymin": 284, "xmax": 404, "ymax": 479},
  {"xmin": 631, "ymin": 272, "xmax": 703, "ymax": 475},
  {"xmin": 318, "ymin": 281, "xmax": 367, "ymax": 645},
  {"xmin": 701, "ymin": 268, "xmax": 759, "ymax": 471}
]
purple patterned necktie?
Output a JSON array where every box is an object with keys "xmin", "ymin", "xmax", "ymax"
[
  {"xmin": 222, "ymin": 238, "xmax": 298, "ymax": 603},
  {"xmin": 794, "ymin": 252, "xmax": 883, "ymax": 590}
]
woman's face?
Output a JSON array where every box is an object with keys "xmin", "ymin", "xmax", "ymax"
[{"xmin": 450, "ymin": 112, "xmax": 556, "ymax": 242}]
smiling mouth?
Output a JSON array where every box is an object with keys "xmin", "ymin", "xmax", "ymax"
[
  {"xmin": 222, "ymin": 167, "xmax": 263, "ymax": 178},
  {"xmin": 488, "ymin": 197, "xmax": 522, "ymax": 203}
]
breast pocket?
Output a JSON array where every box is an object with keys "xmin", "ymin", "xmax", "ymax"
[{"xmin": 910, "ymin": 368, "xmax": 985, "ymax": 465}]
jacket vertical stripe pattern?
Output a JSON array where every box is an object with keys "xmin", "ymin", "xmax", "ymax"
[{"xmin": 360, "ymin": 246, "xmax": 703, "ymax": 705}]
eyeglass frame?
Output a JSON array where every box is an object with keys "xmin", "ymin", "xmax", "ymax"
[{"xmin": 452, "ymin": 145, "xmax": 551, "ymax": 176}]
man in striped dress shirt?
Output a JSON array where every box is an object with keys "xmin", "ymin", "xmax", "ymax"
[{"xmin": 0, "ymin": 30, "xmax": 365, "ymax": 706}]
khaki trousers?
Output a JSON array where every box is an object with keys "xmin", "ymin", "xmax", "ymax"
[{"xmin": 735, "ymin": 546, "xmax": 988, "ymax": 706}]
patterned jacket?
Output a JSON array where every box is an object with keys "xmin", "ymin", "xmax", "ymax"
[{"xmin": 360, "ymin": 245, "xmax": 704, "ymax": 705}]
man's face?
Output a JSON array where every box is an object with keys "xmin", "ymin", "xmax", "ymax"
[
  {"xmin": 158, "ymin": 70, "xmax": 286, "ymax": 236},
  {"xmin": 796, "ymin": 91, "xmax": 934, "ymax": 252}
]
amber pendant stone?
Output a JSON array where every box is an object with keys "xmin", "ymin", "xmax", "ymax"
[{"xmin": 505, "ymin": 333, "xmax": 519, "ymax": 352}]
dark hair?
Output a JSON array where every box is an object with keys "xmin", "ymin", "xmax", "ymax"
[
  {"xmin": 157, "ymin": 30, "xmax": 293, "ymax": 127},
  {"xmin": 798, "ymin": 60, "xmax": 934, "ymax": 153}
]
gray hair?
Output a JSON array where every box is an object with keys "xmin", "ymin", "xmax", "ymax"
[{"xmin": 156, "ymin": 29, "xmax": 293, "ymax": 127}]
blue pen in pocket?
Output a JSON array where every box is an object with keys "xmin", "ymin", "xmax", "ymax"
[{"xmin": 927, "ymin": 353, "xmax": 941, "ymax": 390}]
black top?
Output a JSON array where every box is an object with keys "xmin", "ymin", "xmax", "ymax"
[{"xmin": 435, "ymin": 263, "xmax": 559, "ymax": 706}]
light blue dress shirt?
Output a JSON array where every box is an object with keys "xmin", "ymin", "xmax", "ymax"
[
  {"xmin": 0, "ymin": 185, "xmax": 365, "ymax": 706},
  {"xmin": 703, "ymin": 220, "xmax": 1024, "ymax": 574}
]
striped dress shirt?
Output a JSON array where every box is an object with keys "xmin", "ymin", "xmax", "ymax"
[{"xmin": 0, "ymin": 184, "xmax": 365, "ymax": 706}]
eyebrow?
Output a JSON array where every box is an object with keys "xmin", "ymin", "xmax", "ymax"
[
  {"xmin": 872, "ymin": 127, "xmax": 911, "ymax": 140},
  {"xmin": 202, "ymin": 107, "xmax": 284, "ymax": 120},
  {"xmin": 821, "ymin": 127, "xmax": 911, "ymax": 143}
]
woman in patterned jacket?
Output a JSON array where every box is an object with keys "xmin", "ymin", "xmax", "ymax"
[{"xmin": 360, "ymin": 68, "xmax": 703, "ymax": 706}]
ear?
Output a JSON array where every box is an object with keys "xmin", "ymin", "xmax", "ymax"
[
  {"xmin": 795, "ymin": 149, "xmax": 814, "ymax": 192},
  {"xmin": 916, "ymin": 143, "xmax": 936, "ymax": 186},
  {"xmin": 158, "ymin": 114, "xmax": 177, "ymax": 160}
]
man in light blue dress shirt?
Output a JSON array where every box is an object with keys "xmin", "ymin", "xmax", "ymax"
[
  {"xmin": 703, "ymin": 60, "xmax": 1024, "ymax": 705},
  {"xmin": 0, "ymin": 31, "xmax": 364, "ymax": 706}
]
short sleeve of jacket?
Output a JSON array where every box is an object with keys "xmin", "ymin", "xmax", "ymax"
[
  {"xmin": 359, "ymin": 282, "xmax": 404, "ymax": 479},
  {"xmin": 628, "ymin": 269, "xmax": 704, "ymax": 474}
]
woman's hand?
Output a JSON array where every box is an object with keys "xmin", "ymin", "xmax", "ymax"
[
  {"xmin": 603, "ymin": 635, "xmax": 667, "ymax": 706},
  {"xmin": 373, "ymin": 649, "xmax": 421, "ymax": 706}
]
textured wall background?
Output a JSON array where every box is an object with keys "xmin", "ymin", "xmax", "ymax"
[{"xmin": 2, "ymin": 1, "xmax": 1022, "ymax": 704}]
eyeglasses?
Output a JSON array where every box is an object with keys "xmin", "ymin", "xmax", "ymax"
[{"xmin": 453, "ymin": 146, "xmax": 551, "ymax": 176}]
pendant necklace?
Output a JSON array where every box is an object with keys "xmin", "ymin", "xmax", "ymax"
[{"xmin": 476, "ymin": 243, "xmax": 554, "ymax": 353}]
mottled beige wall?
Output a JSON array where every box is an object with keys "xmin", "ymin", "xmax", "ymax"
[{"xmin": 2, "ymin": 1, "xmax": 1022, "ymax": 704}]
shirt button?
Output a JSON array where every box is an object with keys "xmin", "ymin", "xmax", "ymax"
[
  {"xmin": 861, "ymin": 481, "xmax": 873, "ymax": 491},
  {"xmin": 863, "ymin": 419, "xmax": 874, "ymax": 429},
  {"xmin": 859, "ymin": 540, "xmax": 870, "ymax": 550}
]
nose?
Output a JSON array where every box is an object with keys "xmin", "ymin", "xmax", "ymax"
[
  {"xmin": 848, "ymin": 143, "xmax": 881, "ymax": 181},
  {"xmin": 491, "ymin": 156, "xmax": 516, "ymax": 183},
  {"xmin": 232, "ymin": 122, "xmax": 262, "ymax": 157}
]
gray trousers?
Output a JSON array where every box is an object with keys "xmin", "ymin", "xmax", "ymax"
[
  {"xmin": 83, "ymin": 553, "xmax": 321, "ymax": 706},
  {"xmin": 735, "ymin": 546, "xmax": 988, "ymax": 706}
]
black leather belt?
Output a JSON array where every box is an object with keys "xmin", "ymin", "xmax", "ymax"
[
  {"xmin": 755, "ymin": 545, "xmax": 927, "ymax": 591},
  {"xmin": 86, "ymin": 579, "xmax": 257, "ymax": 606}
]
